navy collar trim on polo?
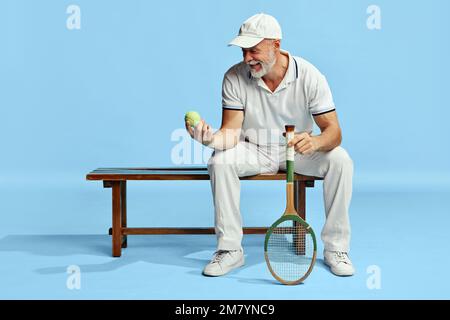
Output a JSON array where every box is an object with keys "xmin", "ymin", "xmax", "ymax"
[
  {"xmin": 284, "ymin": 50, "xmax": 298, "ymax": 84},
  {"xmin": 293, "ymin": 56, "xmax": 298, "ymax": 79}
]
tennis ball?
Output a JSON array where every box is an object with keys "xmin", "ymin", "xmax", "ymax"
[{"xmin": 185, "ymin": 111, "xmax": 201, "ymax": 128}]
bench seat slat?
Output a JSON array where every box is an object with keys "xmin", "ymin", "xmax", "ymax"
[
  {"xmin": 93, "ymin": 167, "xmax": 208, "ymax": 171},
  {"xmin": 86, "ymin": 168, "xmax": 322, "ymax": 181},
  {"xmin": 90, "ymin": 170, "xmax": 209, "ymax": 175}
]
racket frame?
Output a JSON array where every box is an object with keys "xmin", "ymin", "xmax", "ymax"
[
  {"xmin": 264, "ymin": 125, "xmax": 318, "ymax": 285},
  {"xmin": 264, "ymin": 214, "xmax": 317, "ymax": 285}
]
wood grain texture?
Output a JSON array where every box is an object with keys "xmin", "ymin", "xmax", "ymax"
[
  {"xmin": 112, "ymin": 181, "xmax": 122, "ymax": 257},
  {"xmin": 120, "ymin": 181, "xmax": 127, "ymax": 248},
  {"xmin": 108, "ymin": 227, "xmax": 268, "ymax": 235},
  {"xmin": 87, "ymin": 167, "xmax": 322, "ymax": 182}
]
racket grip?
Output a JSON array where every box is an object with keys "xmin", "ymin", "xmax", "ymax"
[{"xmin": 285, "ymin": 125, "xmax": 295, "ymax": 183}]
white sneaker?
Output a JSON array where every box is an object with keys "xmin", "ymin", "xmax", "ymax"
[
  {"xmin": 324, "ymin": 250, "xmax": 355, "ymax": 276},
  {"xmin": 202, "ymin": 249, "xmax": 244, "ymax": 277}
]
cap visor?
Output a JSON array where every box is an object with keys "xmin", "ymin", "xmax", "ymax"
[{"xmin": 228, "ymin": 36, "xmax": 264, "ymax": 48}]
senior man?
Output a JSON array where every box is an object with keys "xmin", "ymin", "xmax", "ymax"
[{"xmin": 185, "ymin": 13, "xmax": 355, "ymax": 277}]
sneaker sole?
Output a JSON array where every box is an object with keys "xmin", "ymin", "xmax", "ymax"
[
  {"xmin": 202, "ymin": 257, "xmax": 245, "ymax": 277},
  {"xmin": 324, "ymin": 259, "xmax": 355, "ymax": 277}
]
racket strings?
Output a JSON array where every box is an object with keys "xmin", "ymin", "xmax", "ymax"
[{"xmin": 266, "ymin": 220, "xmax": 315, "ymax": 283}]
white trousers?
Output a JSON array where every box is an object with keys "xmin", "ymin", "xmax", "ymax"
[{"xmin": 207, "ymin": 141, "xmax": 353, "ymax": 253}]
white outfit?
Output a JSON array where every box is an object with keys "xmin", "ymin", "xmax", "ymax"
[
  {"xmin": 222, "ymin": 51, "xmax": 336, "ymax": 146},
  {"xmin": 208, "ymin": 52, "xmax": 353, "ymax": 253}
]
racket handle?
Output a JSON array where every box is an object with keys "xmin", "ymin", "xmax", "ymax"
[{"xmin": 285, "ymin": 125, "xmax": 295, "ymax": 183}]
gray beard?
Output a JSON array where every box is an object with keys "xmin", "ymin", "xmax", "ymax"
[{"xmin": 248, "ymin": 51, "xmax": 277, "ymax": 79}]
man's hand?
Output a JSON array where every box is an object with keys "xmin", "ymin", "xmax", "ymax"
[
  {"xmin": 286, "ymin": 131, "xmax": 320, "ymax": 155},
  {"xmin": 185, "ymin": 119, "xmax": 214, "ymax": 147}
]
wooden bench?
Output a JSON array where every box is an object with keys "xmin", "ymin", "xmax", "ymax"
[{"xmin": 86, "ymin": 167, "xmax": 322, "ymax": 257}]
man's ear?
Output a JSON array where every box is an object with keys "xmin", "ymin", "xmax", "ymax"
[{"xmin": 273, "ymin": 39, "xmax": 281, "ymax": 50}]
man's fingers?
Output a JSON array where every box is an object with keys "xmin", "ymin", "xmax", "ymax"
[
  {"xmin": 192, "ymin": 120, "xmax": 213, "ymax": 145},
  {"xmin": 284, "ymin": 131, "xmax": 312, "ymax": 139},
  {"xmin": 193, "ymin": 122, "xmax": 203, "ymax": 141},
  {"xmin": 188, "ymin": 127, "xmax": 194, "ymax": 137},
  {"xmin": 294, "ymin": 138, "xmax": 309, "ymax": 150},
  {"xmin": 287, "ymin": 138, "xmax": 295, "ymax": 147},
  {"xmin": 203, "ymin": 125, "xmax": 213, "ymax": 143},
  {"xmin": 296, "ymin": 139, "xmax": 315, "ymax": 154},
  {"xmin": 194, "ymin": 120, "xmax": 204, "ymax": 131},
  {"xmin": 185, "ymin": 121, "xmax": 194, "ymax": 137},
  {"xmin": 288, "ymin": 133, "xmax": 308, "ymax": 147},
  {"xmin": 203, "ymin": 124, "xmax": 210, "ymax": 140},
  {"xmin": 287, "ymin": 135, "xmax": 299, "ymax": 146},
  {"xmin": 202, "ymin": 122, "xmax": 209, "ymax": 135}
]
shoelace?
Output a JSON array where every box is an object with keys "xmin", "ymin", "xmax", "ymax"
[
  {"xmin": 334, "ymin": 252, "xmax": 350, "ymax": 264},
  {"xmin": 211, "ymin": 250, "xmax": 230, "ymax": 264}
]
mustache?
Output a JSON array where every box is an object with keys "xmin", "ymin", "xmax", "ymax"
[{"xmin": 247, "ymin": 60, "xmax": 262, "ymax": 66}]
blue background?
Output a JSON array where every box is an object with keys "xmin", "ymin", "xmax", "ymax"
[{"xmin": 0, "ymin": 0, "xmax": 449, "ymax": 299}]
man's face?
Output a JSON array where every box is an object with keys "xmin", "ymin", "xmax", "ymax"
[{"xmin": 242, "ymin": 40, "xmax": 277, "ymax": 78}]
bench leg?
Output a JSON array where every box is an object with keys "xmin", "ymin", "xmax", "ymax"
[
  {"xmin": 120, "ymin": 181, "xmax": 127, "ymax": 248},
  {"xmin": 112, "ymin": 181, "xmax": 122, "ymax": 257},
  {"xmin": 294, "ymin": 181, "xmax": 306, "ymax": 255}
]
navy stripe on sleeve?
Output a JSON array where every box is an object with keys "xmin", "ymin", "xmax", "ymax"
[
  {"xmin": 223, "ymin": 106, "xmax": 244, "ymax": 111},
  {"xmin": 312, "ymin": 108, "xmax": 336, "ymax": 116}
]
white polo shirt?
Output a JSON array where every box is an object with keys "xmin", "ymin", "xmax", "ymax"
[{"xmin": 222, "ymin": 51, "xmax": 336, "ymax": 145}]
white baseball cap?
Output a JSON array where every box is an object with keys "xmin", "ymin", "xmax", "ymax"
[{"xmin": 228, "ymin": 13, "xmax": 282, "ymax": 48}]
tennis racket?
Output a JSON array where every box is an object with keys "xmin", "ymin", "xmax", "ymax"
[{"xmin": 264, "ymin": 125, "xmax": 317, "ymax": 285}]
